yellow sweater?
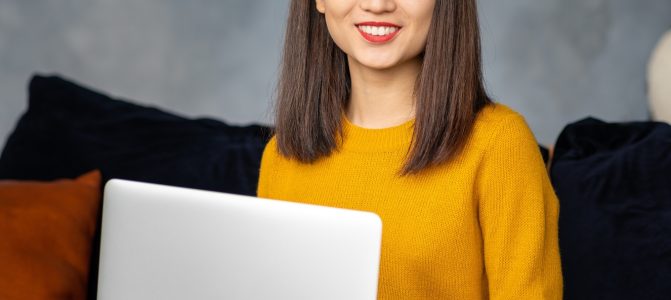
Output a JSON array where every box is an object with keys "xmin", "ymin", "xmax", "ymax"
[{"xmin": 256, "ymin": 103, "xmax": 563, "ymax": 299}]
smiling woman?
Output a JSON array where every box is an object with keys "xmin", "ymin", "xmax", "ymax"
[{"xmin": 258, "ymin": 0, "xmax": 563, "ymax": 299}]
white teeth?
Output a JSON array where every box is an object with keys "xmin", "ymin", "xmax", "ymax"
[{"xmin": 358, "ymin": 25, "xmax": 399, "ymax": 36}]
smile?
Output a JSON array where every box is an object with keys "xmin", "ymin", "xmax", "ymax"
[{"xmin": 355, "ymin": 22, "xmax": 402, "ymax": 44}]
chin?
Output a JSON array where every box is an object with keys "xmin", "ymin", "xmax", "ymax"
[
  {"xmin": 355, "ymin": 56, "xmax": 400, "ymax": 70},
  {"xmin": 363, "ymin": 62, "xmax": 397, "ymax": 70}
]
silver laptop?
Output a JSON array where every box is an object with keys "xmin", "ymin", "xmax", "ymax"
[{"xmin": 97, "ymin": 179, "xmax": 382, "ymax": 300}]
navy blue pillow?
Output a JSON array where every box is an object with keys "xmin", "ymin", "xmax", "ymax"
[
  {"xmin": 551, "ymin": 117, "xmax": 671, "ymax": 299},
  {"xmin": 0, "ymin": 74, "xmax": 271, "ymax": 195}
]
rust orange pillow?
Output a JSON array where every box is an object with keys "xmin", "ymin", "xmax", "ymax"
[{"xmin": 0, "ymin": 170, "xmax": 101, "ymax": 300}]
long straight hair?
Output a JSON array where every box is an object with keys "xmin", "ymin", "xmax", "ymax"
[{"xmin": 273, "ymin": 0, "xmax": 492, "ymax": 176}]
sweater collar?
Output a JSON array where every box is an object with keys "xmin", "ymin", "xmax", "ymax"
[{"xmin": 339, "ymin": 114, "xmax": 415, "ymax": 152}]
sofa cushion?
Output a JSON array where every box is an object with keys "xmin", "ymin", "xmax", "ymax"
[
  {"xmin": 0, "ymin": 170, "xmax": 101, "ymax": 300},
  {"xmin": 0, "ymin": 74, "xmax": 271, "ymax": 196},
  {"xmin": 550, "ymin": 117, "xmax": 671, "ymax": 299}
]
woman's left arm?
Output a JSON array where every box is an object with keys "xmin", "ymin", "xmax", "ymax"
[{"xmin": 477, "ymin": 113, "xmax": 563, "ymax": 300}]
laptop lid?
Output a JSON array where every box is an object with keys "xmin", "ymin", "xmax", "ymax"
[{"xmin": 97, "ymin": 179, "xmax": 382, "ymax": 300}]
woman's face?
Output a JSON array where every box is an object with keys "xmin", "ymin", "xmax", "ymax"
[{"xmin": 315, "ymin": 0, "xmax": 435, "ymax": 70}]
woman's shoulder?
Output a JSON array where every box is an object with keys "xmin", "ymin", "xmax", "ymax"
[
  {"xmin": 476, "ymin": 102, "xmax": 523, "ymax": 124},
  {"xmin": 471, "ymin": 102, "xmax": 538, "ymax": 150},
  {"xmin": 262, "ymin": 135, "xmax": 279, "ymax": 158},
  {"xmin": 260, "ymin": 135, "xmax": 298, "ymax": 166}
]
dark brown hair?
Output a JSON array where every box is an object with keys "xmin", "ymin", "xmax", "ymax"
[{"xmin": 273, "ymin": 0, "xmax": 492, "ymax": 176}]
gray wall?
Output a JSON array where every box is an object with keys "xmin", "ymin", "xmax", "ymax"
[
  {"xmin": 479, "ymin": 0, "xmax": 671, "ymax": 144},
  {"xmin": 0, "ymin": 0, "xmax": 287, "ymax": 148},
  {"xmin": 1, "ymin": 0, "xmax": 670, "ymax": 149}
]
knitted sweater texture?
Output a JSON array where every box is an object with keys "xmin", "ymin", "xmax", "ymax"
[{"xmin": 256, "ymin": 103, "xmax": 563, "ymax": 299}]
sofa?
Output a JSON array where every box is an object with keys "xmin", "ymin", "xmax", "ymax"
[{"xmin": 0, "ymin": 75, "xmax": 669, "ymax": 299}]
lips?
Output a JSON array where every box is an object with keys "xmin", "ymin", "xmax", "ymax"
[{"xmin": 355, "ymin": 21, "xmax": 402, "ymax": 44}]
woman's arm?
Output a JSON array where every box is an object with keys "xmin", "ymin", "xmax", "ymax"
[{"xmin": 477, "ymin": 113, "xmax": 563, "ymax": 299}]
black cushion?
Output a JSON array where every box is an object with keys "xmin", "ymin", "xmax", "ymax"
[
  {"xmin": 539, "ymin": 144, "xmax": 549, "ymax": 165},
  {"xmin": 0, "ymin": 74, "xmax": 271, "ymax": 300},
  {"xmin": 0, "ymin": 74, "xmax": 271, "ymax": 195},
  {"xmin": 550, "ymin": 117, "xmax": 671, "ymax": 300}
]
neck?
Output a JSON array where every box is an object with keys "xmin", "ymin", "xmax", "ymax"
[{"xmin": 346, "ymin": 56, "xmax": 421, "ymax": 129}]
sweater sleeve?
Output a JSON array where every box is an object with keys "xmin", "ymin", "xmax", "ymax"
[
  {"xmin": 476, "ymin": 113, "xmax": 563, "ymax": 299},
  {"xmin": 256, "ymin": 136, "xmax": 277, "ymax": 198}
]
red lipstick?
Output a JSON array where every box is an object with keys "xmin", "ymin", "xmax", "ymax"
[{"xmin": 355, "ymin": 21, "xmax": 402, "ymax": 44}]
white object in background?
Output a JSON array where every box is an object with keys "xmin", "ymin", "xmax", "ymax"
[
  {"xmin": 97, "ymin": 179, "xmax": 382, "ymax": 300},
  {"xmin": 648, "ymin": 29, "xmax": 671, "ymax": 124}
]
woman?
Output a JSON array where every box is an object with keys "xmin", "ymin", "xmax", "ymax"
[{"xmin": 257, "ymin": 0, "xmax": 563, "ymax": 298}]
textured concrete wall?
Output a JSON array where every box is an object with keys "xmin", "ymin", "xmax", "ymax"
[
  {"xmin": 479, "ymin": 0, "xmax": 671, "ymax": 144},
  {"xmin": 0, "ymin": 0, "xmax": 288, "ymax": 148},
  {"xmin": 1, "ymin": 0, "xmax": 670, "ymax": 149}
]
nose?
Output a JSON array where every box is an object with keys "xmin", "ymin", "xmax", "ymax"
[{"xmin": 359, "ymin": 0, "xmax": 397, "ymax": 14}]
